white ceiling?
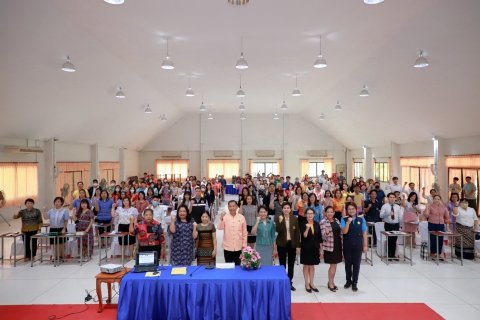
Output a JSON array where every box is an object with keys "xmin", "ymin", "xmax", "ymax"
[{"xmin": 1, "ymin": 0, "xmax": 479, "ymax": 150}]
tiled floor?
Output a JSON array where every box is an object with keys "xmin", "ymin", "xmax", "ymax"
[{"xmin": 1, "ymin": 195, "xmax": 480, "ymax": 319}]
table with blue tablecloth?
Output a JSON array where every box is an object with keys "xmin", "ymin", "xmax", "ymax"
[
  {"xmin": 117, "ymin": 265, "xmax": 291, "ymax": 320},
  {"xmin": 225, "ymin": 184, "xmax": 236, "ymax": 195}
]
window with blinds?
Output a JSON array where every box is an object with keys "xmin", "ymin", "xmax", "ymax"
[
  {"xmin": 207, "ymin": 160, "xmax": 240, "ymax": 179},
  {"xmin": 0, "ymin": 162, "xmax": 38, "ymax": 207}
]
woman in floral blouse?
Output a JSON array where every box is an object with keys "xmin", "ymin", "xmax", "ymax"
[{"xmin": 168, "ymin": 204, "xmax": 196, "ymax": 266}]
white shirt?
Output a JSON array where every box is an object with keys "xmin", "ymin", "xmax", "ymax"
[
  {"xmin": 452, "ymin": 207, "xmax": 478, "ymax": 228},
  {"xmin": 380, "ymin": 203, "xmax": 402, "ymax": 225},
  {"xmin": 150, "ymin": 205, "xmax": 165, "ymax": 225},
  {"xmin": 385, "ymin": 183, "xmax": 402, "ymax": 193},
  {"xmin": 422, "ymin": 194, "xmax": 434, "ymax": 205},
  {"xmin": 402, "ymin": 187, "xmax": 420, "ymax": 203},
  {"xmin": 116, "ymin": 207, "xmax": 139, "ymax": 225}
]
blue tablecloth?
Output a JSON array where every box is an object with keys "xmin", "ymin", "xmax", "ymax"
[
  {"xmin": 117, "ymin": 266, "xmax": 291, "ymax": 320},
  {"xmin": 225, "ymin": 184, "xmax": 236, "ymax": 195}
]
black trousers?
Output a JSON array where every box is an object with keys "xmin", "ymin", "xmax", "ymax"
[
  {"xmin": 368, "ymin": 225, "xmax": 377, "ymax": 245},
  {"xmin": 384, "ymin": 223, "xmax": 399, "ymax": 258},
  {"xmin": 277, "ymin": 242, "xmax": 296, "ymax": 284},
  {"xmin": 467, "ymin": 199, "xmax": 477, "ymax": 210},
  {"xmin": 343, "ymin": 241, "xmax": 362, "ymax": 283},
  {"xmin": 224, "ymin": 250, "xmax": 242, "ymax": 265},
  {"xmin": 23, "ymin": 230, "xmax": 38, "ymax": 258}
]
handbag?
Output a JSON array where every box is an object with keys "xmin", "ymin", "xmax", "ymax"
[{"xmin": 420, "ymin": 241, "xmax": 429, "ymax": 260}]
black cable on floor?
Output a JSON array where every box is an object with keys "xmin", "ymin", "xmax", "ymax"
[{"xmin": 47, "ymin": 302, "xmax": 89, "ymax": 320}]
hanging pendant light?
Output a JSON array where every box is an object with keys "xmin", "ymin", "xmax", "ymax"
[
  {"xmin": 236, "ymin": 75, "xmax": 245, "ymax": 97},
  {"xmin": 359, "ymin": 85, "xmax": 369, "ymax": 97},
  {"xmin": 235, "ymin": 38, "xmax": 248, "ymax": 69},
  {"xmin": 240, "ymin": 113, "xmax": 246, "ymax": 120},
  {"xmin": 199, "ymin": 94, "xmax": 206, "ymax": 112},
  {"xmin": 313, "ymin": 36, "xmax": 327, "ymax": 68},
  {"xmin": 334, "ymin": 101, "xmax": 342, "ymax": 111},
  {"xmin": 273, "ymin": 107, "xmax": 280, "ymax": 120},
  {"xmin": 207, "ymin": 113, "xmax": 213, "ymax": 120},
  {"xmin": 104, "ymin": 0, "xmax": 124, "ymax": 4},
  {"xmin": 281, "ymin": 93, "xmax": 288, "ymax": 110},
  {"xmin": 228, "ymin": 0, "xmax": 249, "ymax": 5},
  {"xmin": 160, "ymin": 114, "xmax": 167, "ymax": 122},
  {"xmin": 319, "ymin": 113, "xmax": 325, "ymax": 120},
  {"xmin": 185, "ymin": 75, "xmax": 194, "ymax": 97},
  {"xmin": 292, "ymin": 75, "xmax": 301, "ymax": 96},
  {"xmin": 364, "ymin": 0, "xmax": 384, "ymax": 4},
  {"xmin": 61, "ymin": 56, "xmax": 75, "ymax": 72},
  {"xmin": 115, "ymin": 87, "xmax": 125, "ymax": 98},
  {"xmin": 414, "ymin": 51, "xmax": 429, "ymax": 68},
  {"xmin": 239, "ymin": 100, "xmax": 245, "ymax": 111},
  {"xmin": 161, "ymin": 38, "xmax": 174, "ymax": 70},
  {"xmin": 144, "ymin": 104, "xmax": 152, "ymax": 114}
]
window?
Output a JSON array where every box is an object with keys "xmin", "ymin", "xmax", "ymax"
[
  {"xmin": 100, "ymin": 162, "xmax": 119, "ymax": 184},
  {"xmin": 0, "ymin": 163, "xmax": 38, "ymax": 207},
  {"xmin": 308, "ymin": 162, "xmax": 325, "ymax": 177},
  {"xmin": 353, "ymin": 162, "xmax": 364, "ymax": 179},
  {"xmin": 375, "ymin": 162, "xmax": 389, "ymax": 182},
  {"xmin": 56, "ymin": 162, "xmax": 91, "ymax": 205},
  {"xmin": 207, "ymin": 160, "xmax": 240, "ymax": 179},
  {"xmin": 252, "ymin": 162, "xmax": 278, "ymax": 176},
  {"xmin": 156, "ymin": 160, "xmax": 188, "ymax": 181}
]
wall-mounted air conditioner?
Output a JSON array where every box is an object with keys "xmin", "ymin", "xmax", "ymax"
[
  {"xmin": 214, "ymin": 150, "xmax": 233, "ymax": 157},
  {"xmin": 255, "ymin": 150, "xmax": 275, "ymax": 157},
  {"xmin": 162, "ymin": 151, "xmax": 182, "ymax": 158},
  {"xmin": 3, "ymin": 145, "xmax": 44, "ymax": 154},
  {"xmin": 307, "ymin": 150, "xmax": 328, "ymax": 157}
]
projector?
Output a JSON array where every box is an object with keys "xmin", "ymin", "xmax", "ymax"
[{"xmin": 100, "ymin": 264, "xmax": 123, "ymax": 274}]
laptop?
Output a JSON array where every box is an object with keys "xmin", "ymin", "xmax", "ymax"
[{"xmin": 133, "ymin": 251, "xmax": 159, "ymax": 273}]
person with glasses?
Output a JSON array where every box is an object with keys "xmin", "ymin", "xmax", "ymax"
[{"xmin": 380, "ymin": 193, "xmax": 402, "ymax": 261}]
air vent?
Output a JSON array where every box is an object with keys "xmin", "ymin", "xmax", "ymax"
[
  {"xmin": 255, "ymin": 150, "xmax": 275, "ymax": 157},
  {"xmin": 307, "ymin": 150, "xmax": 328, "ymax": 157},
  {"xmin": 214, "ymin": 150, "xmax": 233, "ymax": 157},
  {"xmin": 3, "ymin": 145, "xmax": 44, "ymax": 154},
  {"xmin": 162, "ymin": 151, "xmax": 181, "ymax": 158}
]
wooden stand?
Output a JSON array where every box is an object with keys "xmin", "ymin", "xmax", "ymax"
[{"xmin": 95, "ymin": 268, "xmax": 131, "ymax": 313}]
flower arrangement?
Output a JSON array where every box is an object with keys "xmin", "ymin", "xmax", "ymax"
[{"xmin": 240, "ymin": 246, "xmax": 261, "ymax": 270}]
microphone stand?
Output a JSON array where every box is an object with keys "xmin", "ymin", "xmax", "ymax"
[{"xmin": 189, "ymin": 265, "xmax": 203, "ymax": 277}]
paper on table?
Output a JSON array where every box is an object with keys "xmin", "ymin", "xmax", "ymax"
[
  {"xmin": 145, "ymin": 272, "xmax": 161, "ymax": 277},
  {"xmin": 171, "ymin": 267, "xmax": 187, "ymax": 275},
  {"xmin": 216, "ymin": 263, "xmax": 235, "ymax": 269}
]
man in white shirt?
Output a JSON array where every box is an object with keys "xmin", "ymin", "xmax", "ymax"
[
  {"xmin": 149, "ymin": 195, "xmax": 165, "ymax": 225},
  {"xmin": 402, "ymin": 182, "xmax": 420, "ymax": 203},
  {"xmin": 385, "ymin": 177, "xmax": 402, "ymax": 193},
  {"xmin": 422, "ymin": 187, "xmax": 436, "ymax": 205},
  {"xmin": 380, "ymin": 193, "xmax": 402, "ymax": 261},
  {"xmin": 317, "ymin": 170, "xmax": 326, "ymax": 184}
]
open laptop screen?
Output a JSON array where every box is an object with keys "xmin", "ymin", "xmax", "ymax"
[{"xmin": 136, "ymin": 251, "xmax": 157, "ymax": 266}]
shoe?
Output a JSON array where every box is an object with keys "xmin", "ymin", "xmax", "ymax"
[
  {"xmin": 310, "ymin": 286, "xmax": 319, "ymax": 293},
  {"xmin": 82, "ymin": 257, "xmax": 89, "ymax": 262},
  {"xmin": 430, "ymin": 256, "xmax": 437, "ymax": 261},
  {"xmin": 392, "ymin": 258, "xmax": 399, "ymax": 261},
  {"xmin": 291, "ymin": 285, "xmax": 296, "ymax": 291},
  {"xmin": 352, "ymin": 282, "xmax": 358, "ymax": 292},
  {"xmin": 344, "ymin": 280, "xmax": 352, "ymax": 289},
  {"xmin": 327, "ymin": 283, "xmax": 337, "ymax": 292},
  {"xmin": 438, "ymin": 257, "xmax": 444, "ymax": 261},
  {"xmin": 305, "ymin": 286, "xmax": 312, "ymax": 293}
]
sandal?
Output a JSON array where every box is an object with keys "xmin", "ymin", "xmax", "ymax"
[{"xmin": 327, "ymin": 283, "xmax": 337, "ymax": 292}]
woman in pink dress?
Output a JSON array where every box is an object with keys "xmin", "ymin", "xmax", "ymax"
[{"xmin": 401, "ymin": 192, "xmax": 421, "ymax": 248}]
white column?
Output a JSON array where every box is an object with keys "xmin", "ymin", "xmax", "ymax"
[
  {"xmin": 119, "ymin": 148, "xmax": 126, "ymax": 182},
  {"xmin": 346, "ymin": 149, "xmax": 352, "ymax": 182},
  {"xmin": 91, "ymin": 143, "xmax": 99, "ymax": 182},
  {"xmin": 44, "ymin": 138, "xmax": 56, "ymax": 204},
  {"xmin": 364, "ymin": 146, "xmax": 373, "ymax": 179},
  {"xmin": 391, "ymin": 141, "xmax": 400, "ymax": 178},
  {"xmin": 436, "ymin": 137, "xmax": 447, "ymax": 199}
]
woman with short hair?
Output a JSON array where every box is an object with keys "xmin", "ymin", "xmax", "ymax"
[
  {"xmin": 72, "ymin": 199, "xmax": 94, "ymax": 262},
  {"xmin": 320, "ymin": 206, "xmax": 343, "ymax": 292},
  {"xmin": 194, "ymin": 211, "xmax": 217, "ymax": 265},
  {"xmin": 452, "ymin": 198, "xmax": 479, "ymax": 259},
  {"xmin": 300, "ymin": 208, "xmax": 323, "ymax": 293},
  {"xmin": 94, "ymin": 190, "xmax": 114, "ymax": 247},
  {"xmin": 239, "ymin": 195, "xmax": 258, "ymax": 248},
  {"xmin": 42, "ymin": 197, "xmax": 69, "ymax": 261},
  {"xmin": 252, "ymin": 205, "xmax": 276, "ymax": 266},
  {"xmin": 132, "ymin": 208, "xmax": 165, "ymax": 260},
  {"xmin": 13, "ymin": 198, "xmax": 43, "ymax": 261},
  {"xmin": 168, "ymin": 204, "xmax": 196, "ymax": 266},
  {"xmin": 111, "ymin": 197, "xmax": 138, "ymax": 260},
  {"xmin": 423, "ymin": 195, "xmax": 451, "ymax": 261}
]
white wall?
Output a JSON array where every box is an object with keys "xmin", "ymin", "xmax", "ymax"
[{"xmin": 141, "ymin": 113, "xmax": 346, "ymax": 179}]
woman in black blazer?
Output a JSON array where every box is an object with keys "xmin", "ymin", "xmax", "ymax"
[
  {"xmin": 300, "ymin": 208, "xmax": 323, "ymax": 293},
  {"xmin": 204, "ymin": 183, "xmax": 215, "ymax": 207}
]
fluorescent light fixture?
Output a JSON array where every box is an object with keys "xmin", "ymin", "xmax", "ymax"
[
  {"xmin": 228, "ymin": 0, "xmax": 249, "ymax": 5},
  {"xmin": 104, "ymin": 0, "xmax": 124, "ymax": 4},
  {"xmin": 364, "ymin": 0, "xmax": 384, "ymax": 4},
  {"xmin": 115, "ymin": 87, "xmax": 125, "ymax": 98},
  {"xmin": 359, "ymin": 85, "xmax": 369, "ymax": 97},
  {"xmin": 61, "ymin": 56, "xmax": 75, "ymax": 72},
  {"xmin": 414, "ymin": 51, "xmax": 429, "ymax": 68}
]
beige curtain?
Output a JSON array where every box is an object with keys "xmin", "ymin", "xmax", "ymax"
[
  {"xmin": 445, "ymin": 155, "xmax": 480, "ymax": 168},
  {"xmin": 400, "ymin": 157, "xmax": 434, "ymax": 167},
  {"xmin": 277, "ymin": 159, "xmax": 282, "ymax": 176},
  {"xmin": 300, "ymin": 159, "xmax": 309, "ymax": 178},
  {"xmin": 100, "ymin": 162, "xmax": 119, "ymax": 183},
  {"xmin": 448, "ymin": 168, "xmax": 462, "ymax": 183},
  {"xmin": 248, "ymin": 160, "xmax": 253, "ymax": 175},
  {"xmin": 207, "ymin": 160, "xmax": 240, "ymax": 179},
  {"xmin": 56, "ymin": 162, "xmax": 91, "ymax": 204},
  {"xmin": 156, "ymin": 160, "xmax": 188, "ymax": 181},
  {"xmin": 388, "ymin": 157, "xmax": 392, "ymax": 180},
  {"xmin": 324, "ymin": 158, "xmax": 334, "ymax": 176},
  {"xmin": 0, "ymin": 162, "xmax": 38, "ymax": 207}
]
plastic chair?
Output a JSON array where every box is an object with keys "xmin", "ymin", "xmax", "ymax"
[
  {"xmin": 9, "ymin": 237, "xmax": 24, "ymax": 260},
  {"xmin": 375, "ymin": 222, "xmax": 399, "ymax": 258}
]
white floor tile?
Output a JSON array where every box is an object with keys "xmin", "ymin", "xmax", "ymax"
[
  {"xmin": 313, "ymin": 278, "xmax": 390, "ymax": 303},
  {"xmin": 30, "ymin": 278, "xmax": 101, "ymax": 305},
  {"xmin": 433, "ymin": 278, "xmax": 480, "ymax": 305},
  {"xmin": 472, "ymin": 305, "xmax": 480, "ymax": 312},
  {"xmin": 369, "ymin": 278, "xmax": 465, "ymax": 304},
  {"xmin": 0, "ymin": 279, "xmax": 63, "ymax": 305},
  {"xmin": 427, "ymin": 303, "xmax": 480, "ymax": 320}
]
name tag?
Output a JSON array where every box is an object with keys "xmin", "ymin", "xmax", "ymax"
[{"xmin": 357, "ymin": 221, "xmax": 361, "ymax": 225}]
